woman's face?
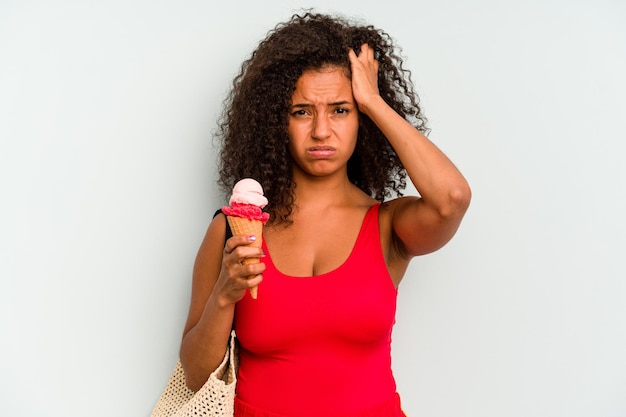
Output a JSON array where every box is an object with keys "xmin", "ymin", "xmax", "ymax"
[{"xmin": 287, "ymin": 66, "xmax": 359, "ymax": 180}]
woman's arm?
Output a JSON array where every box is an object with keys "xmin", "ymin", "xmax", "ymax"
[
  {"xmin": 349, "ymin": 45, "xmax": 471, "ymax": 257},
  {"xmin": 179, "ymin": 213, "xmax": 265, "ymax": 391}
]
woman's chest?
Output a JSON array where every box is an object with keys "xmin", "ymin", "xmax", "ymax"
[
  {"xmin": 263, "ymin": 209, "xmax": 368, "ymax": 277},
  {"xmin": 235, "ymin": 239, "xmax": 397, "ymax": 354}
]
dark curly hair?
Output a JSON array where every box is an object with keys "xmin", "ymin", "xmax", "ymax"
[{"xmin": 216, "ymin": 11, "xmax": 428, "ymax": 224}]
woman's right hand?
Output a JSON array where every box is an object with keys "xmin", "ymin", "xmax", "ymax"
[{"xmin": 213, "ymin": 234, "xmax": 265, "ymax": 304}]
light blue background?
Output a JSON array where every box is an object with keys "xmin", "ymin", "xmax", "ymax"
[{"xmin": 1, "ymin": 1, "xmax": 625, "ymax": 416}]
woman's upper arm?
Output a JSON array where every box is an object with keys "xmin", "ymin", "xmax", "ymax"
[
  {"xmin": 182, "ymin": 213, "xmax": 227, "ymax": 338},
  {"xmin": 387, "ymin": 194, "xmax": 469, "ymax": 259}
]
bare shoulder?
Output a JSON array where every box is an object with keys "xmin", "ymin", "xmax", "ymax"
[
  {"xmin": 196, "ymin": 212, "xmax": 227, "ymax": 262},
  {"xmin": 191, "ymin": 212, "xmax": 227, "ymax": 296}
]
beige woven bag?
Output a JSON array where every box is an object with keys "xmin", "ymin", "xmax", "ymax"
[{"xmin": 150, "ymin": 331, "xmax": 238, "ymax": 417}]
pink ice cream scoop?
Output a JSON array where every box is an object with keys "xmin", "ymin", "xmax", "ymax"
[{"xmin": 222, "ymin": 178, "xmax": 270, "ymax": 223}]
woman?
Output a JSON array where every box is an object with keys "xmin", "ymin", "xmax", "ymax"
[{"xmin": 179, "ymin": 11, "xmax": 471, "ymax": 417}]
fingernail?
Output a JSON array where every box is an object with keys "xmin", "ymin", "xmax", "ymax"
[{"xmin": 248, "ymin": 235, "xmax": 256, "ymax": 241}]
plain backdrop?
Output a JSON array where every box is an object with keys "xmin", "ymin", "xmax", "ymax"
[{"xmin": 1, "ymin": 1, "xmax": 625, "ymax": 416}]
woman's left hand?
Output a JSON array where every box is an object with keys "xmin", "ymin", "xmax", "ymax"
[{"xmin": 348, "ymin": 43, "xmax": 380, "ymax": 113}]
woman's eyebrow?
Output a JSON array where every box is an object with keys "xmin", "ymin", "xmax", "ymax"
[{"xmin": 291, "ymin": 100, "xmax": 352, "ymax": 108}]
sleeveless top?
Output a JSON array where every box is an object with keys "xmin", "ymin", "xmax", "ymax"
[{"xmin": 233, "ymin": 203, "xmax": 404, "ymax": 417}]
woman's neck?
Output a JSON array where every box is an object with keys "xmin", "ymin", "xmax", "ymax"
[{"xmin": 290, "ymin": 171, "xmax": 372, "ymax": 212}]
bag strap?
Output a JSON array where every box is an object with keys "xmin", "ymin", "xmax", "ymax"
[
  {"xmin": 213, "ymin": 209, "xmax": 233, "ymax": 243},
  {"xmin": 213, "ymin": 209, "xmax": 238, "ymax": 334}
]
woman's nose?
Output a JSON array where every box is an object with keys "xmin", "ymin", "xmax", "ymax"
[{"xmin": 312, "ymin": 115, "xmax": 331, "ymax": 140}]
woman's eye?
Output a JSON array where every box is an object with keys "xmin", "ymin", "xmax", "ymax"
[{"xmin": 335, "ymin": 108, "xmax": 349, "ymax": 115}]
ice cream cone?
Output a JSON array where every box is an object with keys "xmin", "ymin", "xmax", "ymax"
[{"xmin": 227, "ymin": 216, "xmax": 263, "ymax": 299}]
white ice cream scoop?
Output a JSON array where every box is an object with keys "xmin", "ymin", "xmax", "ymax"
[{"xmin": 229, "ymin": 178, "xmax": 268, "ymax": 208}]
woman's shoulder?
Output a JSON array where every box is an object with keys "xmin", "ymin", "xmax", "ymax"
[{"xmin": 194, "ymin": 210, "xmax": 228, "ymax": 261}]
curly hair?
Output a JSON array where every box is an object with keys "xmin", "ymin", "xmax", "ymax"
[{"xmin": 216, "ymin": 11, "xmax": 428, "ymax": 224}]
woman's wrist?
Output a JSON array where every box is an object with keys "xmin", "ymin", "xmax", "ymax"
[
  {"xmin": 358, "ymin": 94, "xmax": 386, "ymax": 118},
  {"xmin": 210, "ymin": 287, "xmax": 238, "ymax": 311}
]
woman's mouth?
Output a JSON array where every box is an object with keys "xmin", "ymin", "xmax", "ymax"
[{"xmin": 307, "ymin": 146, "xmax": 336, "ymax": 158}]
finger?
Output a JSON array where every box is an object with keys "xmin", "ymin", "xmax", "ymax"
[
  {"xmin": 234, "ymin": 245, "xmax": 265, "ymax": 262},
  {"xmin": 231, "ymin": 271, "xmax": 262, "ymax": 287},
  {"xmin": 239, "ymin": 259, "xmax": 266, "ymax": 277},
  {"xmin": 245, "ymin": 274, "xmax": 263, "ymax": 288},
  {"xmin": 348, "ymin": 48, "xmax": 358, "ymax": 63},
  {"xmin": 224, "ymin": 248, "xmax": 265, "ymax": 273},
  {"xmin": 355, "ymin": 45, "xmax": 365, "ymax": 62},
  {"xmin": 224, "ymin": 234, "xmax": 258, "ymax": 253},
  {"xmin": 367, "ymin": 44, "xmax": 375, "ymax": 61}
]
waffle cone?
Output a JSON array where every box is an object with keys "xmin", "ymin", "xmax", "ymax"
[{"xmin": 226, "ymin": 216, "xmax": 263, "ymax": 299}]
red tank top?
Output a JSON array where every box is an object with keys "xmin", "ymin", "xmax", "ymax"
[{"xmin": 233, "ymin": 204, "xmax": 404, "ymax": 417}]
